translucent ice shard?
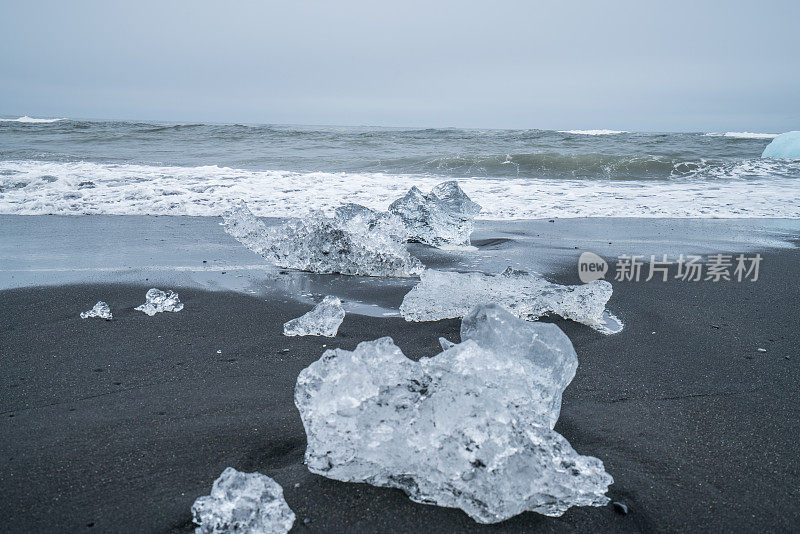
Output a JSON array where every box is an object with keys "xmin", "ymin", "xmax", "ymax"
[
  {"xmin": 221, "ymin": 201, "xmax": 423, "ymax": 277},
  {"xmin": 284, "ymin": 296, "xmax": 345, "ymax": 337},
  {"xmin": 438, "ymin": 337, "xmax": 456, "ymax": 350},
  {"xmin": 135, "ymin": 288, "xmax": 184, "ymax": 316},
  {"xmin": 80, "ymin": 301, "xmax": 112, "ymax": 320},
  {"xmin": 400, "ymin": 268, "xmax": 621, "ymax": 334},
  {"xmin": 388, "ymin": 180, "xmax": 481, "ymax": 248},
  {"xmin": 191, "ymin": 467, "xmax": 295, "ymax": 534},
  {"xmin": 295, "ymin": 304, "xmax": 612, "ymax": 524}
]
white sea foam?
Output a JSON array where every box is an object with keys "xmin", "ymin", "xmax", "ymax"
[
  {"xmin": 0, "ymin": 116, "xmax": 66, "ymax": 123},
  {"xmin": 559, "ymin": 129, "xmax": 627, "ymax": 135},
  {"xmin": 704, "ymin": 132, "xmax": 779, "ymax": 139},
  {"xmin": 0, "ymin": 160, "xmax": 799, "ymax": 219}
]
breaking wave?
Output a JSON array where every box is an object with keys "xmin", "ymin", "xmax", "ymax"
[
  {"xmin": 1, "ymin": 160, "xmax": 798, "ymax": 219},
  {"xmin": 374, "ymin": 152, "xmax": 800, "ymax": 181},
  {"xmin": 705, "ymin": 132, "xmax": 779, "ymax": 139},
  {"xmin": 0, "ymin": 116, "xmax": 67, "ymax": 124},
  {"xmin": 558, "ymin": 129, "xmax": 627, "ymax": 136}
]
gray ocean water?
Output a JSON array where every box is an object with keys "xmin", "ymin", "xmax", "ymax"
[{"xmin": 1, "ymin": 117, "xmax": 798, "ymax": 218}]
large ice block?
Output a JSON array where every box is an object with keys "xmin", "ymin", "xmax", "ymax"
[
  {"xmin": 221, "ymin": 201, "xmax": 423, "ymax": 277},
  {"xmin": 400, "ymin": 268, "xmax": 621, "ymax": 334},
  {"xmin": 295, "ymin": 304, "xmax": 612, "ymax": 524},
  {"xmin": 191, "ymin": 467, "xmax": 295, "ymax": 534},
  {"xmin": 762, "ymin": 131, "xmax": 800, "ymax": 159},
  {"xmin": 388, "ymin": 181, "xmax": 481, "ymax": 248}
]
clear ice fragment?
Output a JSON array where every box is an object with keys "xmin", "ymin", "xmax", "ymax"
[
  {"xmin": 295, "ymin": 304, "xmax": 613, "ymax": 524},
  {"xmin": 80, "ymin": 301, "xmax": 112, "ymax": 320},
  {"xmin": 284, "ymin": 296, "xmax": 345, "ymax": 337},
  {"xmin": 388, "ymin": 180, "xmax": 482, "ymax": 248},
  {"xmin": 222, "ymin": 201, "xmax": 423, "ymax": 277},
  {"xmin": 135, "ymin": 288, "xmax": 184, "ymax": 316},
  {"xmin": 438, "ymin": 337, "xmax": 455, "ymax": 350},
  {"xmin": 191, "ymin": 467, "xmax": 295, "ymax": 534},
  {"xmin": 400, "ymin": 268, "xmax": 621, "ymax": 334}
]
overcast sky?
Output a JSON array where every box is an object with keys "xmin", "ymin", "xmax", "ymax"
[{"xmin": 1, "ymin": 0, "xmax": 798, "ymax": 132}]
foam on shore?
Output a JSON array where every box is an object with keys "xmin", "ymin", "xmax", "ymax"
[{"xmin": 1, "ymin": 160, "xmax": 799, "ymax": 219}]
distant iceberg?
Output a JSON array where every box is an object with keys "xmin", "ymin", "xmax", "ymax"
[
  {"xmin": 192, "ymin": 467, "xmax": 295, "ymax": 534},
  {"xmin": 80, "ymin": 301, "xmax": 112, "ymax": 320},
  {"xmin": 762, "ymin": 131, "xmax": 800, "ymax": 159},
  {"xmin": 400, "ymin": 268, "xmax": 622, "ymax": 334},
  {"xmin": 221, "ymin": 201, "xmax": 423, "ymax": 277},
  {"xmin": 284, "ymin": 296, "xmax": 345, "ymax": 337},
  {"xmin": 295, "ymin": 304, "xmax": 613, "ymax": 524}
]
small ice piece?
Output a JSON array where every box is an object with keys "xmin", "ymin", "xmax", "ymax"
[
  {"xmin": 762, "ymin": 131, "xmax": 800, "ymax": 159},
  {"xmin": 80, "ymin": 301, "xmax": 112, "ymax": 320},
  {"xmin": 191, "ymin": 467, "xmax": 295, "ymax": 534},
  {"xmin": 438, "ymin": 337, "xmax": 456, "ymax": 350},
  {"xmin": 295, "ymin": 304, "xmax": 612, "ymax": 524},
  {"xmin": 222, "ymin": 201, "xmax": 423, "ymax": 277},
  {"xmin": 135, "ymin": 288, "xmax": 184, "ymax": 316},
  {"xmin": 400, "ymin": 268, "xmax": 621, "ymax": 334},
  {"xmin": 388, "ymin": 180, "xmax": 481, "ymax": 248},
  {"xmin": 284, "ymin": 296, "xmax": 345, "ymax": 337}
]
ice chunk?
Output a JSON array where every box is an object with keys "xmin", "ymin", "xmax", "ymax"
[
  {"xmin": 438, "ymin": 336, "xmax": 456, "ymax": 350},
  {"xmin": 762, "ymin": 131, "xmax": 800, "ymax": 159},
  {"xmin": 388, "ymin": 180, "xmax": 481, "ymax": 248},
  {"xmin": 135, "ymin": 288, "xmax": 184, "ymax": 316},
  {"xmin": 295, "ymin": 304, "xmax": 612, "ymax": 524},
  {"xmin": 80, "ymin": 301, "xmax": 112, "ymax": 320},
  {"xmin": 191, "ymin": 467, "xmax": 295, "ymax": 534},
  {"xmin": 284, "ymin": 296, "xmax": 345, "ymax": 337},
  {"xmin": 400, "ymin": 268, "xmax": 621, "ymax": 334},
  {"xmin": 222, "ymin": 201, "xmax": 423, "ymax": 277}
]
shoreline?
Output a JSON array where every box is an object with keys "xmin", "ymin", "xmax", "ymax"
[{"xmin": 2, "ymin": 214, "xmax": 798, "ymax": 292}]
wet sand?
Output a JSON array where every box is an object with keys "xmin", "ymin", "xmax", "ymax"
[{"xmin": 1, "ymin": 240, "xmax": 799, "ymax": 532}]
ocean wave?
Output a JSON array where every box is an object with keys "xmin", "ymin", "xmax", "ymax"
[
  {"xmin": 0, "ymin": 116, "xmax": 67, "ymax": 124},
  {"xmin": 0, "ymin": 160, "xmax": 798, "ymax": 219},
  {"xmin": 372, "ymin": 152, "xmax": 800, "ymax": 181},
  {"xmin": 704, "ymin": 132, "xmax": 779, "ymax": 139},
  {"xmin": 387, "ymin": 152, "xmax": 678, "ymax": 180},
  {"xmin": 558, "ymin": 129, "xmax": 627, "ymax": 135}
]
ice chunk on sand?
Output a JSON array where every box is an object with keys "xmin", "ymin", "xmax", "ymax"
[
  {"xmin": 762, "ymin": 131, "xmax": 800, "ymax": 159},
  {"xmin": 191, "ymin": 467, "xmax": 295, "ymax": 534},
  {"xmin": 284, "ymin": 295, "xmax": 345, "ymax": 337},
  {"xmin": 438, "ymin": 337, "xmax": 456, "ymax": 350},
  {"xmin": 295, "ymin": 304, "xmax": 612, "ymax": 524},
  {"xmin": 388, "ymin": 180, "xmax": 481, "ymax": 248},
  {"xmin": 221, "ymin": 201, "xmax": 423, "ymax": 277},
  {"xmin": 80, "ymin": 301, "xmax": 112, "ymax": 320},
  {"xmin": 135, "ymin": 288, "xmax": 184, "ymax": 316},
  {"xmin": 400, "ymin": 268, "xmax": 621, "ymax": 334}
]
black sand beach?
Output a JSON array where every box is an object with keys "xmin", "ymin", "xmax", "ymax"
[{"xmin": 1, "ymin": 242, "xmax": 798, "ymax": 533}]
